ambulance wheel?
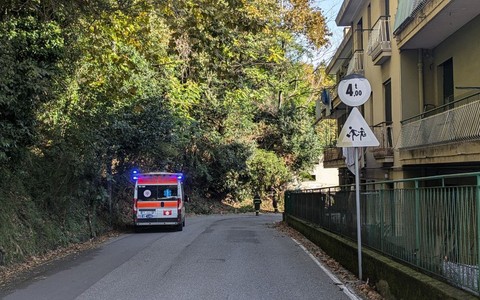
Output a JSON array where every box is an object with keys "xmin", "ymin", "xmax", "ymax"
[
  {"xmin": 183, "ymin": 220, "xmax": 185, "ymax": 227},
  {"xmin": 176, "ymin": 223, "xmax": 183, "ymax": 231}
]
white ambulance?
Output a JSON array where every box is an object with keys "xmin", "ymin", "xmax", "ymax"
[{"xmin": 133, "ymin": 172, "xmax": 186, "ymax": 231}]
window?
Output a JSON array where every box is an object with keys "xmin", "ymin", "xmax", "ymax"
[
  {"xmin": 138, "ymin": 185, "xmax": 178, "ymax": 201},
  {"xmin": 441, "ymin": 58, "xmax": 454, "ymax": 106},
  {"xmin": 367, "ymin": 4, "xmax": 371, "ymax": 29},
  {"xmin": 384, "ymin": 79, "xmax": 393, "ymax": 147},
  {"xmin": 356, "ymin": 18, "xmax": 363, "ymax": 51},
  {"xmin": 384, "ymin": 79, "xmax": 392, "ymax": 123}
]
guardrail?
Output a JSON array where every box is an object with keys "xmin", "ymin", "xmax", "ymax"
[{"xmin": 285, "ymin": 172, "xmax": 480, "ymax": 296}]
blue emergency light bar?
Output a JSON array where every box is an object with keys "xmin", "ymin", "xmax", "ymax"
[
  {"xmin": 131, "ymin": 169, "xmax": 184, "ymax": 182},
  {"xmin": 131, "ymin": 169, "xmax": 140, "ymax": 181}
]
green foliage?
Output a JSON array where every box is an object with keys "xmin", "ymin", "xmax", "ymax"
[
  {"xmin": 256, "ymin": 101, "xmax": 323, "ymax": 172},
  {"xmin": 0, "ymin": 16, "xmax": 64, "ymax": 162},
  {"xmin": 247, "ymin": 149, "xmax": 291, "ymax": 197},
  {"xmin": 317, "ymin": 119, "xmax": 338, "ymax": 148},
  {"xmin": 283, "ymin": 0, "xmax": 330, "ymax": 49},
  {"xmin": 182, "ymin": 122, "xmax": 254, "ymax": 199},
  {"xmin": 0, "ymin": 0, "xmax": 332, "ymax": 266},
  {"xmin": 0, "ymin": 163, "xmax": 100, "ymax": 265}
]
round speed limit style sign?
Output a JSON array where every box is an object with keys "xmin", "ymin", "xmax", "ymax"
[{"xmin": 337, "ymin": 74, "xmax": 371, "ymax": 107}]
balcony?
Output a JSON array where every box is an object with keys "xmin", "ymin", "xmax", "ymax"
[
  {"xmin": 400, "ymin": 92, "xmax": 480, "ymax": 148},
  {"xmin": 326, "ymin": 28, "xmax": 353, "ymax": 76},
  {"xmin": 336, "ymin": 0, "xmax": 369, "ymax": 26},
  {"xmin": 393, "ymin": 0, "xmax": 480, "ymax": 50},
  {"xmin": 399, "ymin": 92, "xmax": 480, "ymax": 164},
  {"xmin": 371, "ymin": 122, "xmax": 394, "ymax": 165},
  {"xmin": 367, "ymin": 17, "xmax": 391, "ymax": 65},
  {"xmin": 347, "ymin": 50, "xmax": 364, "ymax": 75},
  {"xmin": 323, "ymin": 147, "xmax": 346, "ymax": 169}
]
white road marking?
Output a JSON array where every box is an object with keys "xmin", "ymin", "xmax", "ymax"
[{"xmin": 291, "ymin": 238, "xmax": 363, "ymax": 300}]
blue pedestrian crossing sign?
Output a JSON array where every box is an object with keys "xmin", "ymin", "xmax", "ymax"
[{"xmin": 337, "ymin": 108, "xmax": 379, "ymax": 147}]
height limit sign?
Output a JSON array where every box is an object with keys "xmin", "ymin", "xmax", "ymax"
[{"xmin": 337, "ymin": 74, "xmax": 371, "ymax": 107}]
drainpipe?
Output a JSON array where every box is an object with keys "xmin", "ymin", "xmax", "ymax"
[{"xmin": 418, "ymin": 49, "xmax": 424, "ymax": 113}]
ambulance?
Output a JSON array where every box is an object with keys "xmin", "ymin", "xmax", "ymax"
[{"xmin": 133, "ymin": 172, "xmax": 186, "ymax": 231}]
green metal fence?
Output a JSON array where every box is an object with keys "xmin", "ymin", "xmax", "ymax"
[{"xmin": 285, "ymin": 172, "xmax": 480, "ymax": 295}]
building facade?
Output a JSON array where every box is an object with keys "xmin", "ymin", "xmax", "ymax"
[{"xmin": 320, "ymin": 0, "xmax": 480, "ymax": 185}]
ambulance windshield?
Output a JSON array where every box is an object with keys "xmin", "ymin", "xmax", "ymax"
[{"xmin": 138, "ymin": 185, "xmax": 178, "ymax": 201}]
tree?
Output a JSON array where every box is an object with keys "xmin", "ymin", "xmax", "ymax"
[
  {"xmin": 0, "ymin": 15, "xmax": 64, "ymax": 163},
  {"xmin": 0, "ymin": 0, "xmax": 333, "ymax": 265},
  {"xmin": 247, "ymin": 149, "xmax": 291, "ymax": 211},
  {"xmin": 283, "ymin": 0, "xmax": 331, "ymax": 49}
]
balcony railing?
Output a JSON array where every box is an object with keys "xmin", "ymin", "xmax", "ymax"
[
  {"xmin": 347, "ymin": 50, "xmax": 364, "ymax": 75},
  {"xmin": 367, "ymin": 16, "xmax": 391, "ymax": 65},
  {"xmin": 323, "ymin": 146, "xmax": 346, "ymax": 168},
  {"xmin": 323, "ymin": 146, "xmax": 343, "ymax": 162},
  {"xmin": 400, "ymin": 92, "xmax": 480, "ymax": 149},
  {"xmin": 371, "ymin": 121, "xmax": 394, "ymax": 161}
]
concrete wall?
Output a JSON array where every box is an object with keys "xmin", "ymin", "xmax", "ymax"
[{"xmin": 284, "ymin": 214, "xmax": 477, "ymax": 300}]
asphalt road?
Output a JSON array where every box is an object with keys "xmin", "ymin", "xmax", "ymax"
[{"xmin": 1, "ymin": 214, "xmax": 359, "ymax": 300}]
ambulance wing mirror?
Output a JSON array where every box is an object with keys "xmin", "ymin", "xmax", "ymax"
[{"xmin": 184, "ymin": 195, "xmax": 190, "ymax": 202}]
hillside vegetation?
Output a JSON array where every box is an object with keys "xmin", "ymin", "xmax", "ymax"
[{"xmin": 0, "ymin": 0, "xmax": 333, "ymax": 266}]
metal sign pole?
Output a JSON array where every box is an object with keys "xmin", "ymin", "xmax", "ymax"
[
  {"xmin": 336, "ymin": 74, "xmax": 376, "ymax": 282},
  {"xmin": 355, "ymin": 146, "xmax": 362, "ymax": 280}
]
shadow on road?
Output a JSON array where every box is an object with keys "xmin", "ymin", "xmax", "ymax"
[{"xmin": 132, "ymin": 226, "xmax": 182, "ymax": 233}]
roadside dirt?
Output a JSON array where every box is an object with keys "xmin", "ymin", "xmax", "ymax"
[{"xmin": 0, "ymin": 231, "xmax": 122, "ymax": 288}]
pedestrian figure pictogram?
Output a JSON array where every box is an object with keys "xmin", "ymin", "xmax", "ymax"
[
  {"xmin": 346, "ymin": 126, "xmax": 358, "ymax": 140},
  {"xmin": 359, "ymin": 128, "xmax": 366, "ymax": 139},
  {"xmin": 346, "ymin": 126, "xmax": 368, "ymax": 141},
  {"xmin": 337, "ymin": 108, "xmax": 379, "ymax": 147}
]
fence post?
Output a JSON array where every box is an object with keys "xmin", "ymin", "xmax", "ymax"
[
  {"xmin": 328, "ymin": 188, "xmax": 331, "ymax": 229},
  {"xmin": 309, "ymin": 193, "xmax": 315, "ymax": 223},
  {"xmin": 477, "ymin": 175, "xmax": 480, "ymax": 293},
  {"xmin": 285, "ymin": 192, "xmax": 291, "ymax": 216},
  {"xmin": 415, "ymin": 180, "xmax": 420, "ymax": 266},
  {"xmin": 380, "ymin": 183, "xmax": 385, "ymax": 252}
]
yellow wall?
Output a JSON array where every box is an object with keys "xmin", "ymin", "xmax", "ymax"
[{"xmin": 427, "ymin": 15, "xmax": 480, "ymax": 102}]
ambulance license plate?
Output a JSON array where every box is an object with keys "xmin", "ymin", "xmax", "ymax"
[{"xmin": 140, "ymin": 210, "xmax": 155, "ymax": 218}]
